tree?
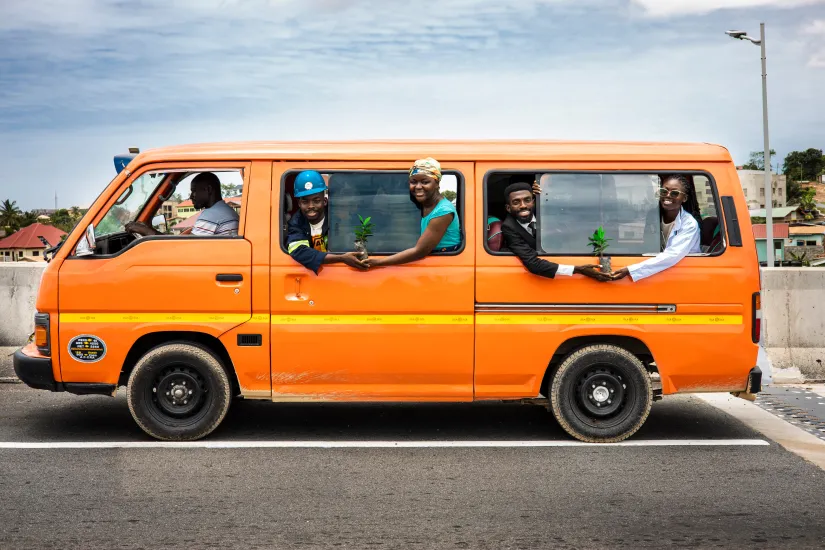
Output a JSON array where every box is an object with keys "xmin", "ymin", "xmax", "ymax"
[
  {"xmin": 442, "ymin": 190, "xmax": 457, "ymax": 203},
  {"xmin": 783, "ymin": 148, "xmax": 824, "ymax": 182},
  {"xmin": 786, "ymin": 179, "xmax": 804, "ymax": 205},
  {"xmin": 798, "ymin": 187, "xmax": 820, "ymax": 220},
  {"xmin": 47, "ymin": 208, "xmax": 83, "ymax": 233},
  {"xmin": 741, "ymin": 149, "xmax": 776, "ymax": 171},
  {"xmin": 0, "ymin": 199, "xmax": 22, "ymax": 231},
  {"xmin": 18, "ymin": 211, "xmax": 38, "ymax": 228}
]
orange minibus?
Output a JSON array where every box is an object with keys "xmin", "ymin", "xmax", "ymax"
[{"xmin": 14, "ymin": 141, "xmax": 761, "ymax": 442}]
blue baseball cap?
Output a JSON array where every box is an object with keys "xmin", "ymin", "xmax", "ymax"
[{"xmin": 294, "ymin": 170, "xmax": 327, "ymax": 198}]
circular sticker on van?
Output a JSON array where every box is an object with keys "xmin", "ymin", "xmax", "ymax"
[{"xmin": 68, "ymin": 335, "xmax": 107, "ymax": 363}]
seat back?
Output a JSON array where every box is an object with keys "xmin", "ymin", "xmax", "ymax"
[{"xmin": 488, "ymin": 219, "xmax": 503, "ymax": 251}]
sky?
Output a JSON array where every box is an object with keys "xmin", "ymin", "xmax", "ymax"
[{"xmin": 1, "ymin": 0, "xmax": 824, "ymax": 210}]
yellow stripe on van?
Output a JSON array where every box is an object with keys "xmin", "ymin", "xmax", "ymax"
[
  {"xmin": 475, "ymin": 314, "xmax": 742, "ymax": 325},
  {"xmin": 59, "ymin": 313, "xmax": 742, "ymax": 326},
  {"xmin": 271, "ymin": 315, "xmax": 473, "ymax": 325},
  {"xmin": 60, "ymin": 313, "xmax": 253, "ymax": 324}
]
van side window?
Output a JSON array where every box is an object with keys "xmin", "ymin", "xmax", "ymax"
[
  {"xmin": 485, "ymin": 171, "xmax": 724, "ymax": 256},
  {"xmin": 282, "ymin": 170, "xmax": 462, "ymax": 255}
]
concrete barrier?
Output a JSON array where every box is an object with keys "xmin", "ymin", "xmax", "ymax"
[
  {"xmin": 761, "ymin": 268, "xmax": 825, "ymax": 382},
  {"xmin": 0, "ymin": 263, "xmax": 46, "ymax": 346}
]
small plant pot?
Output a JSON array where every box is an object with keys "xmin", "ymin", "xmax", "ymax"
[
  {"xmin": 599, "ymin": 256, "xmax": 612, "ymax": 273},
  {"xmin": 354, "ymin": 240, "xmax": 368, "ymax": 261}
]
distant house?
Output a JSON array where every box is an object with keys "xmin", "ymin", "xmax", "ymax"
[
  {"xmin": 788, "ymin": 225, "xmax": 825, "ymax": 247},
  {"xmin": 168, "ymin": 198, "xmax": 242, "ymax": 235},
  {"xmin": 752, "ymin": 223, "xmax": 789, "ymax": 263},
  {"xmin": 748, "ymin": 206, "xmax": 801, "ymax": 223},
  {"xmin": 0, "ymin": 223, "xmax": 66, "ymax": 262}
]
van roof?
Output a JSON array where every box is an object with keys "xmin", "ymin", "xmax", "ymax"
[{"xmin": 137, "ymin": 140, "xmax": 733, "ymax": 164}]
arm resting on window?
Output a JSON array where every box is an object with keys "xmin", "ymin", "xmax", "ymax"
[
  {"xmin": 627, "ymin": 221, "xmax": 700, "ymax": 282},
  {"xmin": 500, "ymin": 223, "xmax": 563, "ymax": 278},
  {"xmin": 369, "ymin": 214, "xmax": 452, "ymax": 267}
]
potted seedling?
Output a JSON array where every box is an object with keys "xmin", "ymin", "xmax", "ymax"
[
  {"xmin": 588, "ymin": 226, "xmax": 612, "ymax": 273},
  {"xmin": 354, "ymin": 214, "xmax": 375, "ymax": 260}
]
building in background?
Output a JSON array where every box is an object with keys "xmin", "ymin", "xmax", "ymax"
[
  {"xmin": 737, "ymin": 169, "xmax": 787, "ymax": 210},
  {"xmin": 0, "ymin": 223, "xmax": 66, "ymax": 262},
  {"xmin": 752, "ymin": 223, "xmax": 788, "ymax": 264}
]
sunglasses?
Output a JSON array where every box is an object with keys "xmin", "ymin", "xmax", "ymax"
[{"xmin": 655, "ymin": 188, "xmax": 686, "ymax": 199}]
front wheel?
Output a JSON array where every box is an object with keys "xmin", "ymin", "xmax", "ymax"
[
  {"xmin": 127, "ymin": 343, "xmax": 232, "ymax": 441},
  {"xmin": 550, "ymin": 344, "xmax": 652, "ymax": 443}
]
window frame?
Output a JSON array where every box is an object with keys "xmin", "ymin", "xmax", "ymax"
[
  {"xmin": 67, "ymin": 162, "xmax": 249, "ymax": 260},
  {"xmin": 482, "ymin": 169, "xmax": 727, "ymax": 258},
  {"xmin": 278, "ymin": 168, "xmax": 466, "ymax": 257}
]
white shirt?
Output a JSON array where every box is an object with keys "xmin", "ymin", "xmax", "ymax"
[
  {"xmin": 627, "ymin": 208, "xmax": 701, "ymax": 282},
  {"xmin": 518, "ymin": 215, "xmax": 574, "ymax": 276}
]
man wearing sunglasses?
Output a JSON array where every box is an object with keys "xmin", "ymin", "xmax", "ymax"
[{"xmin": 610, "ymin": 175, "xmax": 701, "ymax": 281}]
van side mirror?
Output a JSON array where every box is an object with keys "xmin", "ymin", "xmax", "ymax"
[
  {"xmin": 75, "ymin": 224, "xmax": 97, "ymax": 257},
  {"xmin": 151, "ymin": 214, "xmax": 168, "ymax": 233}
]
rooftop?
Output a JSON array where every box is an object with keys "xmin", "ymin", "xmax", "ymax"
[
  {"xmin": 748, "ymin": 206, "xmax": 798, "ymax": 219},
  {"xmin": 121, "ymin": 140, "xmax": 733, "ymax": 166},
  {"xmin": 752, "ymin": 224, "xmax": 789, "ymax": 239},
  {"xmin": 789, "ymin": 226, "xmax": 825, "ymax": 235},
  {"xmin": 0, "ymin": 223, "xmax": 66, "ymax": 250}
]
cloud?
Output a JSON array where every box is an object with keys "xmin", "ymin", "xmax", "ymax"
[
  {"xmin": 632, "ymin": 0, "xmax": 825, "ymax": 17},
  {"xmin": 802, "ymin": 19, "xmax": 825, "ymax": 67}
]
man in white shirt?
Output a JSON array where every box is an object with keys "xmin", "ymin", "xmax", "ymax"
[{"xmin": 500, "ymin": 181, "xmax": 608, "ymax": 281}]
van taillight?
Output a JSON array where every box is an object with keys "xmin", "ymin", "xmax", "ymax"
[
  {"xmin": 752, "ymin": 292, "xmax": 761, "ymax": 344},
  {"xmin": 34, "ymin": 313, "xmax": 50, "ymax": 356}
]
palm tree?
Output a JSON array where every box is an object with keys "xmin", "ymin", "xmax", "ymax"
[
  {"xmin": 0, "ymin": 199, "xmax": 22, "ymax": 230},
  {"xmin": 18, "ymin": 211, "xmax": 39, "ymax": 228}
]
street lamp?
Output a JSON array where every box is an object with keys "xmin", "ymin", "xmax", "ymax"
[{"xmin": 727, "ymin": 24, "xmax": 773, "ymax": 267}]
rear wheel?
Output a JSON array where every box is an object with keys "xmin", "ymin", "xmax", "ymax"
[
  {"xmin": 127, "ymin": 343, "xmax": 231, "ymax": 441},
  {"xmin": 550, "ymin": 344, "xmax": 652, "ymax": 443}
]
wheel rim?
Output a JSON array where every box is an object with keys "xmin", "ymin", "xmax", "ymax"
[
  {"xmin": 146, "ymin": 365, "xmax": 212, "ymax": 427},
  {"xmin": 570, "ymin": 364, "xmax": 636, "ymax": 429}
]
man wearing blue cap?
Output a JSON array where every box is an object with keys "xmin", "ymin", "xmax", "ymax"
[{"xmin": 287, "ymin": 170, "xmax": 367, "ymax": 273}]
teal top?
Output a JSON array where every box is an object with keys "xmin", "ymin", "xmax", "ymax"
[{"xmin": 421, "ymin": 197, "xmax": 461, "ymax": 249}]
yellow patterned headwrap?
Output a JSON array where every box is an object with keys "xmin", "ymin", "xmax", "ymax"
[{"xmin": 409, "ymin": 157, "xmax": 442, "ymax": 182}]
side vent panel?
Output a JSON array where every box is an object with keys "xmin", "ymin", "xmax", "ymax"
[{"xmin": 237, "ymin": 334, "xmax": 263, "ymax": 347}]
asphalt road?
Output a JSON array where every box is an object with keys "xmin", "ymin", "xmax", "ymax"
[{"xmin": 1, "ymin": 384, "xmax": 825, "ymax": 549}]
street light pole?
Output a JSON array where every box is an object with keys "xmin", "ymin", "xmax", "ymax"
[
  {"xmin": 759, "ymin": 23, "xmax": 773, "ymax": 268},
  {"xmin": 727, "ymin": 23, "xmax": 773, "ymax": 267}
]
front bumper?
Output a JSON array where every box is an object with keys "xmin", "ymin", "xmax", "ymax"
[{"xmin": 13, "ymin": 345, "xmax": 58, "ymax": 391}]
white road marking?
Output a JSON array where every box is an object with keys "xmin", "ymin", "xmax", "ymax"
[{"xmin": 0, "ymin": 439, "xmax": 769, "ymax": 449}]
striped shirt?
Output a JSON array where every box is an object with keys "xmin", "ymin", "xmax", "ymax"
[{"xmin": 192, "ymin": 201, "xmax": 240, "ymax": 236}]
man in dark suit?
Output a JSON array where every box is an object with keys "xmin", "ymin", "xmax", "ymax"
[{"xmin": 500, "ymin": 181, "xmax": 609, "ymax": 281}]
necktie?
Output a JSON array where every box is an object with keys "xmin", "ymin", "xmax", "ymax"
[{"xmin": 528, "ymin": 221, "xmax": 536, "ymax": 237}]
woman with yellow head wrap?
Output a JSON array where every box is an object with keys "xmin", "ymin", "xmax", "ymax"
[{"xmin": 366, "ymin": 157, "xmax": 461, "ymax": 267}]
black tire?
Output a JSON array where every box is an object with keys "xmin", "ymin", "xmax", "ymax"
[
  {"xmin": 127, "ymin": 343, "xmax": 232, "ymax": 441},
  {"xmin": 550, "ymin": 344, "xmax": 652, "ymax": 443}
]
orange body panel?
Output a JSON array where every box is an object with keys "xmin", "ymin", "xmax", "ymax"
[{"xmin": 32, "ymin": 141, "xmax": 757, "ymax": 403}]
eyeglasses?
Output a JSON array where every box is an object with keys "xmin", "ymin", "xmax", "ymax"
[{"xmin": 655, "ymin": 188, "xmax": 685, "ymax": 199}]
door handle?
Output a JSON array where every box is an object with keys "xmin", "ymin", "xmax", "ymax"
[{"xmin": 216, "ymin": 274, "xmax": 243, "ymax": 282}]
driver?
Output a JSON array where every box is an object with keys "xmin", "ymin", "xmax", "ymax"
[{"xmin": 125, "ymin": 172, "xmax": 239, "ymax": 236}]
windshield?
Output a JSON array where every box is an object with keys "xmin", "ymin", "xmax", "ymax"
[{"xmin": 95, "ymin": 172, "xmax": 166, "ymax": 237}]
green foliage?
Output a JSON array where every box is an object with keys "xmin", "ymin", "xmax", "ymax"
[
  {"xmin": 354, "ymin": 214, "xmax": 375, "ymax": 243},
  {"xmin": 442, "ymin": 190, "xmax": 457, "ymax": 203},
  {"xmin": 0, "ymin": 199, "xmax": 22, "ymax": 230},
  {"xmin": 588, "ymin": 226, "xmax": 610, "ymax": 257},
  {"xmin": 783, "ymin": 148, "xmax": 824, "ymax": 183},
  {"xmin": 786, "ymin": 179, "xmax": 804, "ymax": 205},
  {"xmin": 47, "ymin": 208, "xmax": 83, "ymax": 233},
  {"xmin": 789, "ymin": 250, "xmax": 811, "ymax": 267},
  {"xmin": 741, "ymin": 149, "xmax": 776, "ymax": 171}
]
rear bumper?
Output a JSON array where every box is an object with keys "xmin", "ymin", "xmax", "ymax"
[{"xmin": 13, "ymin": 346, "xmax": 58, "ymax": 391}]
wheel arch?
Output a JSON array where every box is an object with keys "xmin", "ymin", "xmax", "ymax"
[
  {"xmin": 540, "ymin": 335, "xmax": 658, "ymax": 397},
  {"xmin": 118, "ymin": 331, "xmax": 240, "ymax": 396}
]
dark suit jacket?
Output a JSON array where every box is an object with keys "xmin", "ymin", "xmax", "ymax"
[{"xmin": 500, "ymin": 215, "xmax": 561, "ymax": 278}]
